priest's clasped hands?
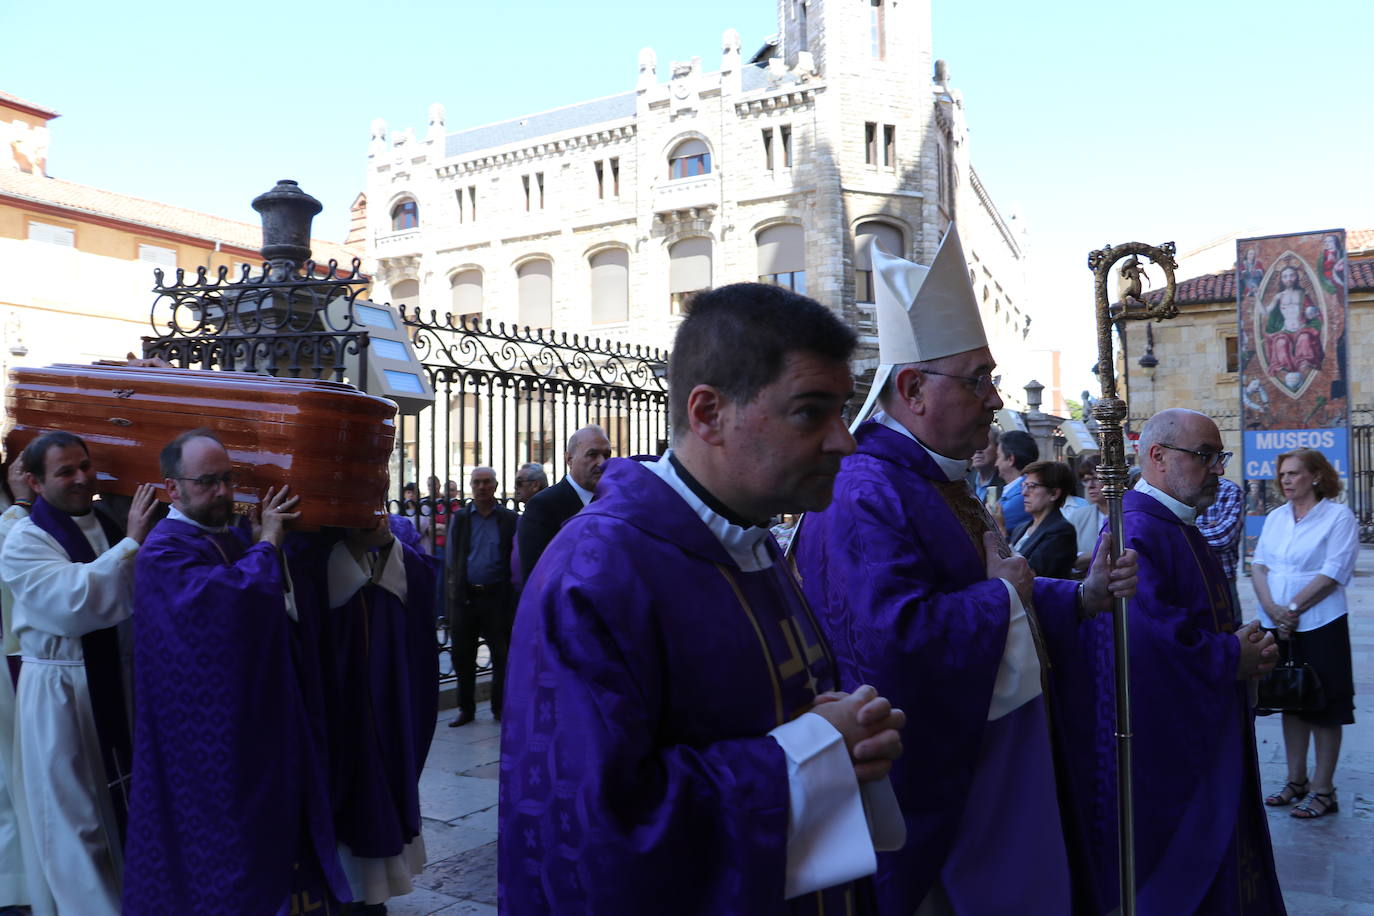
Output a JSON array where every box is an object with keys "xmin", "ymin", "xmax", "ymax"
[{"xmin": 808, "ymin": 685, "xmax": 905, "ymax": 783}]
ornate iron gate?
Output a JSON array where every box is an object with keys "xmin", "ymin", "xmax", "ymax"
[
  {"xmin": 1351, "ymin": 424, "xmax": 1374, "ymax": 542},
  {"xmin": 395, "ymin": 310, "xmax": 669, "ymax": 507},
  {"xmin": 143, "ymin": 266, "xmax": 671, "ymax": 684},
  {"xmin": 389, "ymin": 311, "xmax": 670, "ymax": 684}
]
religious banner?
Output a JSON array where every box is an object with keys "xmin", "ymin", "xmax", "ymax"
[{"xmin": 1237, "ymin": 229, "xmax": 1350, "ymax": 560}]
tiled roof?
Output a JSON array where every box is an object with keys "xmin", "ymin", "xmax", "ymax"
[
  {"xmin": 1140, "ymin": 254, "xmax": 1374, "ymax": 306},
  {"xmin": 0, "ymin": 90, "xmax": 59, "ymax": 119},
  {"xmin": 441, "ymin": 63, "xmax": 774, "ymax": 159},
  {"xmin": 1348, "ymin": 228, "xmax": 1374, "ymax": 254},
  {"xmin": 0, "ymin": 168, "xmax": 357, "ymax": 263}
]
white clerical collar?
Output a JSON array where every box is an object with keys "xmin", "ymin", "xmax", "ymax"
[
  {"xmin": 566, "ymin": 475, "xmax": 595, "ymax": 506},
  {"xmin": 875, "ymin": 412, "xmax": 970, "ymax": 483},
  {"xmin": 168, "ymin": 505, "xmax": 231, "ymax": 534},
  {"xmin": 643, "ymin": 450, "xmax": 775, "ymax": 572},
  {"xmin": 1133, "ymin": 478, "xmax": 1197, "ymax": 526}
]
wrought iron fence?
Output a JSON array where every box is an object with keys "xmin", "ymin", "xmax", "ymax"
[
  {"xmin": 1351, "ymin": 425, "xmax": 1374, "ymax": 542},
  {"xmin": 141, "ymin": 254, "xmax": 671, "ymax": 686},
  {"xmin": 143, "ymin": 258, "xmax": 372, "ymax": 380},
  {"xmin": 394, "ymin": 308, "xmax": 670, "ymax": 683}
]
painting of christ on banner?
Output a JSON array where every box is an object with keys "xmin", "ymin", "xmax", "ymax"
[{"xmin": 1237, "ymin": 229, "xmax": 1350, "ymax": 561}]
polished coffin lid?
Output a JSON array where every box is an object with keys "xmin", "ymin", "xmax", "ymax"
[{"xmin": 3, "ymin": 364, "xmax": 398, "ymax": 529}]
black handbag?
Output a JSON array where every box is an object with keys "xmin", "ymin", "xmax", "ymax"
[{"xmin": 1257, "ymin": 633, "xmax": 1325, "ymax": 713}]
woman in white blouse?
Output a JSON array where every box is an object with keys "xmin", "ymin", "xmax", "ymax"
[{"xmin": 1251, "ymin": 448, "xmax": 1359, "ymax": 820}]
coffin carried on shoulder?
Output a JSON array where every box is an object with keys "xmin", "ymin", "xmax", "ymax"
[{"xmin": 2, "ymin": 364, "xmax": 397, "ymax": 529}]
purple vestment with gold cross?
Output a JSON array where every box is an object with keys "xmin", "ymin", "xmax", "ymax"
[{"xmin": 498, "ymin": 457, "xmax": 877, "ymax": 915}]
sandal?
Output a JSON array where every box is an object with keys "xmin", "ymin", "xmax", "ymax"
[
  {"xmin": 1292, "ymin": 790, "xmax": 1339, "ymax": 819},
  {"xmin": 1265, "ymin": 779, "xmax": 1309, "ymax": 806}
]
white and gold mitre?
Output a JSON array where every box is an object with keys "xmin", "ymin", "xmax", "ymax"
[
  {"xmin": 853, "ymin": 225, "xmax": 989, "ymax": 427},
  {"xmin": 873, "ymin": 223, "xmax": 987, "ymax": 364}
]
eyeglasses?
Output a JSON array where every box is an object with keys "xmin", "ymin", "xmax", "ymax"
[
  {"xmin": 920, "ymin": 369, "xmax": 1002, "ymax": 398},
  {"xmin": 171, "ymin": 470, "xmax": 239, "ymax": 490},
  {"xmin": 514, "ymin": 478, "xmax": 530, "ymax": 486},
  {"xmin": 1021, "ymin": 481, "xmax": 1047, "ymax": 492},
  {"xmin": 1158, "ymin": 443, "xmax": 1232, "ymax": 471}
]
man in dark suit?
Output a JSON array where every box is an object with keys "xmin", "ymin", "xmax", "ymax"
[
  {"xmin": 445, "ymin": 466, "xmax": 518, "ymax": 727},
  {"xmin": 516, "ymin": 425, "xmax": 611, "ymax": 583}
]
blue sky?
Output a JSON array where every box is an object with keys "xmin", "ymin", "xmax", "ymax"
[{"xmin": 5, "ymin": 0, "xmax": 1371, "ymax": 394}]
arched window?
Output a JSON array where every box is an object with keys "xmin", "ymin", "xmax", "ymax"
[
  {"xmin": 516, "ymin": 259, "xmax": 553, "ymax": 328},
  {"xmin": 390, "ymin": 199, "xmax": 419, "ymax": 230},
  {"xmin": 854, "ymin": 221, "xmax": 904, "ymax": 303},
  {"xmin": 589, "ymin": 249, "xmax": 629, "ymax": 324},
  {"xmin": 668, "ymin": 238, "xmax": 712, "ymax": 314},
  {"xmin": 668, "ymin": 139, "xmax": 712, "ymax": 180},
  {"xmin": 390, "ymin": 279, "xmax": 419, "ymax": 310},
  {"xmin": 756, "ymin": 224, "xmax": 806, "ymax": 294},
  {"xmin": 450, "ymin": 270, "xmax": 483, "ymax": 325}
]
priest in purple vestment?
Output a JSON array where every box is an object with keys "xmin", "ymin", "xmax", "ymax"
[
  {"xmin": 1054, "ymin": 409, "xmax": 1284, "ymax": 914},
  {"xmin": 123, "ymin": 430, "xmax": 349, "ymax": 916},
  {"xmin": 499, "ymin": 283, "xmax": 908, "ymax": 915},
  {"xmin": 796, "ymin": 229, "xmax": 1139, "ymax": 915},
  {"xmin": 287, "ymin": 511, "xmax": 441, "ymax": 911}
]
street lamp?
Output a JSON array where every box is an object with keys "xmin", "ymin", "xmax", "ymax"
[{"xmin": 1137, "ymin": 322, "xmax": 1159, "ymax": 379}]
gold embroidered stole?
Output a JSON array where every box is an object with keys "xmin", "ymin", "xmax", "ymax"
[
  {"xmin": 1180, "ymin": 526, "xmax": 1236, "ymax": 635},
  {"xmin": 715, "ymin": 561, "xmax": 856, "ymax": 915},
  {"xmin": 715, "ymin": 562, "xmax": 836, "ymax": 724},
  {"xmin": 931, "ymin": 478, "xmax": 1053, "ymax": 673}
]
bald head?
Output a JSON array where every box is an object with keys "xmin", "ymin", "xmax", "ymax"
[
  {"xmin": 1138, "ymin": 408, "xmax": 1224, "ymax": 509},
  {"xmin": 567, "ymin": 425, "xmax": 612, "ymax": 491}
]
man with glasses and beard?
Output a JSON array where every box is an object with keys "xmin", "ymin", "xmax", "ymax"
[
  {"xmin": 121, "ymin": 429, "xmax": 349, "ymax": 915},
  {"xmin": 0, "ymin": 432, "xmax": 158, "ymax": 914}
]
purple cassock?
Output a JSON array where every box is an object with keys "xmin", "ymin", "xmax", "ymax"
[
  {"xmin": 498, "ymin": 457, "xmax": 877, "ymax": 915},
  {"xmin": 795, "ymin": 421, "xmax": 1094, "ymax": 914},
  {"xmin": 123, "ymin": 517, "xmax": 349, "ymax": 916},
  {"xmin": 289, "ymin": 517, "xmax": 441, "ymax": 863},
  {"xmin": 1048, "ymin": 490, "xmax": 1285, "ymax": 914}
]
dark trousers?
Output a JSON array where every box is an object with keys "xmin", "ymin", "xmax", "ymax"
[{"xmin": 454, "ymin": 584, "xmax": 511, "ymax": 715}]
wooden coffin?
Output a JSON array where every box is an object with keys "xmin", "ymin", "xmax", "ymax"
[{"xmin": 3, "ymin": 364, "xmax": 398, "ymax": 529}]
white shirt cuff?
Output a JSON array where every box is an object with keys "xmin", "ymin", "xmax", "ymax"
[
  {"xmin": 769, "ymin": 712, "xmax": 877, "ymax": 899},
  {"xmin": 989, "ymin": 580, "xmax": 1042, "ymax": 720},
  {"xmin": 861, "ymin": 776, "xmax": 906, "ymax": 851}
]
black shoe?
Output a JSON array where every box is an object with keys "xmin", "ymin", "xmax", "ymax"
[
  {"xmin": 493, "ymin": 708, "xmax": 502, "ymax": 722},
  {"xmin": 448, "ymin": 709, "xmax": 475, "ymax": 727}
]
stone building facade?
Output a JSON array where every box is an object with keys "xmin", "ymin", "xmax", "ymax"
[{"xmin": 362, "ymin": 0, "xmax": 1038, "ymax": 395}]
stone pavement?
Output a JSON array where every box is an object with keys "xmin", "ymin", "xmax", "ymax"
[{"xmin": 384, "ymin": 550, "xmax": 1374, "ymax": 914}]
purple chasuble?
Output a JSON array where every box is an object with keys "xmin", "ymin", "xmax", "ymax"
[
  {"xmin": 1050, "ymin": 490, "xmax": 1285, "ymax": 915},
  {"xmin": 499, "ymin": 457, "xmax": 876, "ymax": 915},
  {"xmin": 123, "ymin": 517, "xmax": 349, "ymax": 915},
  {"xmin": 288, "ymin": 519, "xmax": 440, "ymax": 862},
  {"xmin": 26, "ymin": 497, "xmax": 135, "ymax": 849},
  {"xmin": 796, "ymin": 421, "xmax": 1092, "ymax": 915}
]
